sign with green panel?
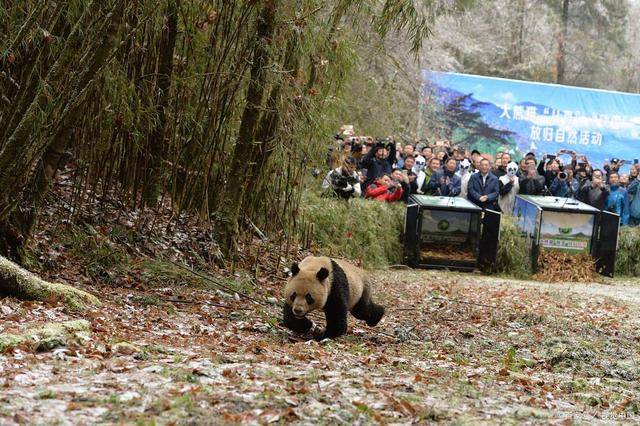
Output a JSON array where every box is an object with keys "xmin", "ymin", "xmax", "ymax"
[
  {"xmin": 421, "ymin": 209, "xmax": 472, "ymax": 244},
  {"xmin": 539, "ymin": 211, "xmax": 594, "ymax": 253}
]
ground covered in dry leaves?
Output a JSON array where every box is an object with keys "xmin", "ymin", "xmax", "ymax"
[{"xmin": 2, "ymin": 267, "xmax": 640, "ymax": 425}]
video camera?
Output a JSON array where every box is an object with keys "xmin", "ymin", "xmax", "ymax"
[{"xmin": 331, "ymin": 173, "xmax": 358, "ymax": 189}]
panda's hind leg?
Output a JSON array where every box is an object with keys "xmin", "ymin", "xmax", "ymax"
[{"xmin": 351, "ymin": 283, "xmax": 385, "ymax": 327}]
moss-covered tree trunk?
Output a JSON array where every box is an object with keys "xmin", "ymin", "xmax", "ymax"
[
  {"xmin": 218, "ymin": 0, "xmax": 278, "ymax": 258},
  {"xmin": 0, "ymin": 255, "xmax": 100, "ymax": 310}
]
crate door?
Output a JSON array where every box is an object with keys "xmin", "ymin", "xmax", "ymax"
[
  {"xmin": 593, "ymin": 211, "xmax": 620, "ymax": 277},
  {"xmin": 403, "ymin": 204, "xmax": 420, "ymax": 267},
  {"xmin": 478, "ymin": 209, "xmax": 501, "ymax": 272}
]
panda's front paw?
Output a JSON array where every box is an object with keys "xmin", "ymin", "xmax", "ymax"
[{"xmin": 311, "ymin": 324, "xmax": 326, "ymax": 341}]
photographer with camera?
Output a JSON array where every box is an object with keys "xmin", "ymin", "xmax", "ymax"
[
  {"xmin": 321, "ymin": 157, "xmax": 361, "ymax": 199},
  {"xmin": 604, "ymin": 158, "xmax": 624, "ymax": 183},
  {"xmin": 361, "ymin": 138, "xmax": 396, "ymax": 188},
  {"xmin": 574, "ymin": 155, "xmax": 592, "ymax": 186},
  {"xmin": 537, "ymin": 154, "xmax": 561, "ymax": 187},
  {"xmin": 519, "ymin": 161, "xmax": 546, "ymax": 196},
  {"xmin": 578, "ymin": 170, "xmax": 610, "ymax": 210},
  {"xmin": 549, "ymin": 165, "xmax": 579, "ymax": 198},
  {"xmin": 365, "ymin": 173, "xmax": 405, "ymax": 202}
]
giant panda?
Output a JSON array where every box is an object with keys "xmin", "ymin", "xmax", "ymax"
[{"xmin": 283, "ymin": 256, "xmax": 385, "ymax": 340}]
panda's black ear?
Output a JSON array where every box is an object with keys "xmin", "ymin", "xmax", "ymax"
[
  {"xmin": 316, "ymin": 267, "xmax": 329, "ymax": 282},
  {"xmin": 290, "ymin": 262, "xmax": 300, "ymax": 277}
]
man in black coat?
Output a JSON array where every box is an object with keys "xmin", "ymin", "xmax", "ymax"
[
  {"xmin": 519, "ymin": 163, "xmax": 546, "ymax": 195},
  {"xmin": 361, "ymin": 141, "xmax": 396, "ymax": 188},
  {"xmin": 578, "ymin": 174, "xmax": 610, "ymax": 210},
  {"xmin": 467, "ymin": 159, "xmax": 500, "ymax": 210}
]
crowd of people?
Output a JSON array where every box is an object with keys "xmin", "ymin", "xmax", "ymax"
[{"xmin": 322, "ymin": 131, "xmax": 640, "ymax": 226}]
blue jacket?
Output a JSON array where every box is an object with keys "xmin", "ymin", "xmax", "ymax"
[
  {"xmin": 606, "ymin": 185, "xmax": 629, "ymax": 225},
  {"xmin": 467, "ymin": 172, "xmax": 500, "ymax": 210},
  {"xmin": 428, "ymin": 169, "xmax": 461, "ymax": 196},
  {"xmin": 628, "ymin": 180, "xmax": 640, "ymax": 220},
  {"xmin": 549, "ymin": 177, "xmax": 579, "ymax": 198}
]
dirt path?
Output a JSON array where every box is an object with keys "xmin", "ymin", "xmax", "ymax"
[
  {"xmin": 473, "ymin": 274, "xmax": 640, "ymax": 306},
  {"xmin": 1, "ymin": 270, "xmax": 640, "ymax": 424}
]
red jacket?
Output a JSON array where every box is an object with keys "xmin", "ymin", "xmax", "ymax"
[{"xmin": 365, "ymin": 181, "xmax": 403, "ymax": 202}]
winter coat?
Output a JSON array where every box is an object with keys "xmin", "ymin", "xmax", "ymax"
[
  {"xmin": 421, "ymin": 169, "xmax": 436, "ymax": 195},
  {"xmin": 605, "ymin": 185, "xmax": 629, "ymax": 225},
  {"xmin": 361, "ymin": 144, "xmax": 396, "ymax": 186},
  {"xmin": 467, "ymin": 172, "xmax": 500, "ymax": 210},
  {"xmin": 365, "ymin": 180, "xmax": 404, "ymax": 202},
  {"xmin": 549, "ymin": 177, "xmax": 579, "ymax": 199},
  {"xmin": 628, "ymin": 179, "xmax": 640, "ymax": 221},
  {"xmin": 519, "ymin": 175, "xmax": 545, "ymax": 195},
  {"xmin": 428, "ymin": 169, "xmax": 461, "ymax": 197},
  {"xmin": 578, "ymin": 183, "xmax": 610, "ymax": 210}
]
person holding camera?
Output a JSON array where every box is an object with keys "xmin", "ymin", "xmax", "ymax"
[
  {"xmin": 537, "ymin": 155, "xmax": 560, "ymax": 187},
  {"xmin": 518, "ymin": 162, "xmax": 546, "ymax": 195},
  {"xmin": 578, "ymin": 170, "xmax": 610, "ymax": 210},
  {"xmin": 321, "ymin": 157, "xmax": 361, "ymax": 199},
  {"xmin": 401, "ymin": 156, "xmax": 419, "ymax": 194},
  {"xmin": 391, "ymin": 169, "xmax": 412, "ymax": 202},
  {"xmin": 428, "ymin": 157, "xmax": 461, "ymax": 196},
  {"xmin": 365, "ymin": 173, "xmax": 405, "ymax": 202},
  {"xmin": 604, "ymin": 158, "xmax": 624, "ymax": 183},
  {"xmin": 361, "ymin": 139, "xmax": 396, "ymax": 188},
  {"xmin": 549, "ymin": 166, "xmax": 579, "ymax": 198}
]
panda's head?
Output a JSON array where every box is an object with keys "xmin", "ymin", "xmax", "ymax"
[
  {"xmin": 284, "ymin": 262, "xmax": 330, "ymax": 318},
  {"xmin": 413, "ymin": 155, "xmax": 426, "ymax": 172},
  {"xmin": 459, "ymin": 158, "xmax": 471, "ymax": 172},
  {"xmin": 506, "ymin": 161, "xmax": 518, "ymax": 177}
]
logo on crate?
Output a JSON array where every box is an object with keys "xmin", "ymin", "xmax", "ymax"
[{"xmin": 437, "ymin": 220, "xmax": 450, "ymax": 231}]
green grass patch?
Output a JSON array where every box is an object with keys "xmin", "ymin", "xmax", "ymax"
[
  {"xmin": 299, "ymin": 191, "xmax": 404, "ymax": 268},
  {"xmin": 58, "ymin": 224, "xmax": 130, "ymax": 283}
]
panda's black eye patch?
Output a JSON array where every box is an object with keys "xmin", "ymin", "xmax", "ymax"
[
  {"xmin": 289, "ymin": 292, "xmax": 296, "ymax": 302},
  {"xmin": 305, "ymin": 294, "xmax": 314, "ymax": 305}
]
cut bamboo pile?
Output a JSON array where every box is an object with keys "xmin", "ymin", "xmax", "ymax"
[{"xmin": 533, "ymin": 249, "xmax": 598, "ymax": 283}]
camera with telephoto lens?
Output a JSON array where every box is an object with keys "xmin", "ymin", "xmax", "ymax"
[
  {"xmin": 558, "ymin": 171, "xmax": 567, "ymax": 180},
  {"xmin": 331, "ymin": 173, "xmax": 358, "ymax": 189}
]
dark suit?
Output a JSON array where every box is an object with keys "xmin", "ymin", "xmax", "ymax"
[{"xmin": 467, "ymin": 172, "xmax": 500, "ymax": 211}]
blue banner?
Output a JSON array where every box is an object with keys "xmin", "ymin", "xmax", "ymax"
[{"xmin": 421, "ymin": 71, "xmax": 640, "ymax": 168}]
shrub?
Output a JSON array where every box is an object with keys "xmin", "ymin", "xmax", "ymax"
[
  {"xmin": 299, "ymin": 192, "xmax": 405, "ymax": 268},
  {"xmin": 494, "ymin": 215, "xmax": 531, "ymax": 280},
  {"xmin": 615, "ymin": 227, "xmax": 640, "ymax": 277}
]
